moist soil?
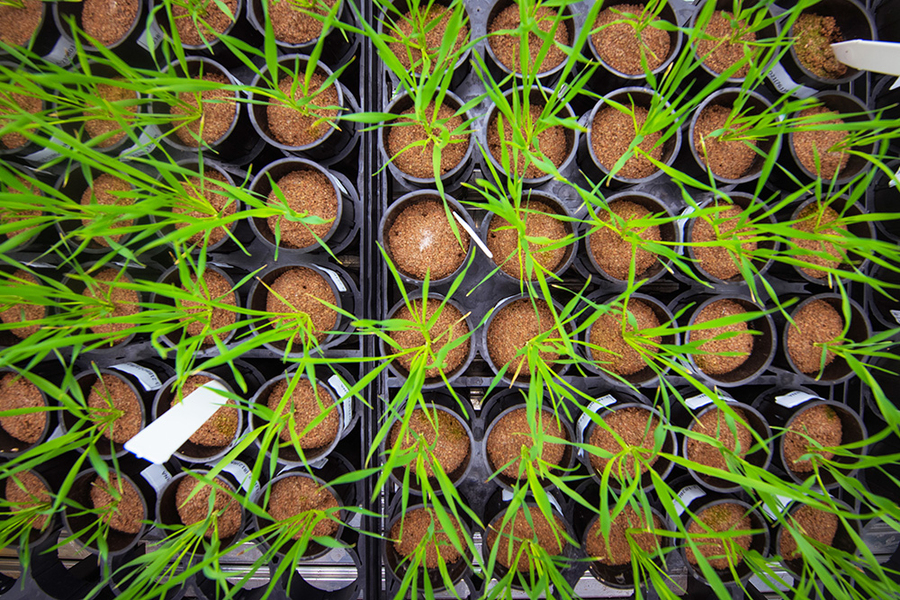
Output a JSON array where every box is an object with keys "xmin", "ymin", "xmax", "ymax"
[
  {"xmin": 387, "ymin": 5, "xmax": 469, "ymax": 71},
  {"xmin": 592, "ymin": 105, "xmax": 663, "ymax": 179},
  {"xmin": 693, "ymin": 104, "xmax": 757, "ymax": 179},
  {"xmin": 586, "ymin": 506, "xmax": 662, "ymax": 566},
  {"xmin": 388, "ymin": 408, "xmax": 469, "ymax": 478},
  {"xmin": 589, "ymin": 299, "xmax": 661, "ymax": 376},
  {"xmin": 590, "ymin": 200, "xmax": 662, "ymax": 280},
  {"xmin": 488, "ymin": 4, "xmax": 569, "ymax": 74},
  {"xmin": 267, "ymin": 0, "xmax": 337, "ymax": 45},
  {"xmin": 81, "ymin": 0, "xmax": 139, "ymax": 47},
  {"xmin": 267, "ymin": 475, "xmax": 339, "ymax": 540},
  {"xmin": 696, "ymin": 11, "xmax": 756, "ymax": 78},
  {"xmin": 386, "ymin": 103, "xmax": 467, "ymax": 179},
  {"xmin": 266, "ymin": 267, "xmax": 338, "ymax": 343},
  {"xmin": 780, "ymin": 504, "xmax": 839, "ymax": 559},
  {"xmin": 388, "ymin": 298, "xmax": 470, "ymax": 379},
  {"xmin": 794, "ymin": 13, "xmax": 847, "ymax": 79},
  {"xmin": 171, "ymin": 73, "xmax": 236, "ymax": 146},
  {"xmin": 0, "ymin": 372, "xmax": 46, "ymax": 446},
  {"xmin": 5, "ymin": 471, "xmax": 50, "ymax": 529},
  {"xmin": 588, "ymin": 406, "xmax": 661, "ymax": 479},
  {"xmin": 266, "ymin": 378, "xmax": 339, "ymax": 449},
  {"xmin": 267, "ymin": 71, "xmax": 339, "ymax": 147},
  {"xmin": 592, "ymin": 4, "xmax": 670, "ymax": 74},
  {"xmin": 84, "ymin": 269, "xmax": 139, "ymax": 344},
  {"xmin": 0, "ymin": 270, "xmax": 45, "ymax": 338},
  {"xmin": 783, "ymin": 404, "xmax": 843, "ymax": 472},
  {"xmin": 685, "ymin": 503, "xmax": 752, "ymax": 569},
  {"xmin": 692, "ymin": 203, "xmax": 758, "ymax": 280},
  {"xmin": 487, "ymin": 103, "xmax": 569, "ymax": 179},
  {"xmin": 1, "ymin": 177, "xmax": 41, "ymax": 239},
  {"xmin": 386, "ymin": 198, "xmax": 469, "ymax": 281},
  {"xmin": 170, "ymin": 375, "xmax": 238, "ymax": 447},
  {"xmin": 793, "ymin": 107, "xmax": 849, "ymax": 178},
  {"xmin": 178, "ymin": 270, "xmax": 238, "ymax": 345},
  {"xmin": 0, "ymin": 88, "xmax": 42, "ymax": 150},
  {"xmin": 687, "ymin": 407, "xmax": 752, "ymax": 473},
  {"xmin": 83, "ymin": 79, "xmax": 137, "ymax": 148},
  {"xmin": 486, "ymin": 507, "xmax": 565, "ymax": 571},
  {"xmin": 266, "ymin": 168, "xmax": 336, "ymax": 248},
  {"xmin": 80, "ymin": 174, "xmax": 134, "ymax": 247},
  {"xmin": 691, "ymin": 299, "xmax": 753, "ymax": 376},
  {"xmin": 90, "ymin": 475, "xmax": 143, "ymax": 534},
  {"xmin": 175, "ymin": 476, "xmax": 241, "ymax": 539},
  {"xmin": 486, "ymin": 407, "xmax": 566, "ymax": 479},
  {"xmin": 172, "ymin": 0, "xmax": 237, "ymax": 45},
  {"xmin": 0, "ymin": 0, "xmax": 42, "ymax": 47},
  {"xmin": 172, "ymin": 169, "xmax": 236, "ymax": 246},
  {"xmin": 486, "ymin": 199, "xmax": 567, "ymax": 279},
  {"xmin": 87, "ymin": 373, "xmax": 142, "ymax": 444},
  {"xmin": 392, "ymin": 506, "xmax": 463, "ymax": 569},
  {"xmin": 786, "ymin": 299, "xmax": 843, "ymax": 374},
  {"xmin": 791, "ymin": 204, "xmax": 849, "ymax": 278},
  {"xmin": 486, "ymin": 298, "xmax": 560, "ymax": 378}
]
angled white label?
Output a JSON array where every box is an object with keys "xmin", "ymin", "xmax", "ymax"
[
  {"xmin": 760, "ymin": 494, "xmax": 793, "ymax": 520},
  {"xmin": 140, "ymin": 464, "xmax": 172, "ymax": 494},
  {"xmin": 318, "ymin": 268, "xmax": 347, "ymax": 293},
  {"xmin": 220, "ymin": 460, "xmax": 261, "ymax": 496},
  {"xmin": 890, "ymin": 309, "xmax": 900, "ymax": 325},
  {"xmin": 674, "ymin": 485, "xmax": 706, "ymax": 516},
  {"xmin": 767, "ymin": 62, "xmax": 817, "ymax": 98},
  {"xmin": 136, "ymin": 20, "xmax": 165, "ymax": 51},
  {"xmin": 43, "ymin": 37, "xmax": 76, "ymax": 67},
  {"xmin": 576, "ymin": 394, "xmax": 617, "ymax": 440},
  {"xmin": 111, "ymin": 362, "xmax": 162, "ymax": 391},
  {"xmin": 327, "ymin": 374, "xmax": 353, "ymax": 431},
  {"xmin": 775, "ymin": 391, "xmax": 820, "ymax": 408},
  {"xmin": 685, "ymin": 393, "xmax": 714, "ymax": 410}
]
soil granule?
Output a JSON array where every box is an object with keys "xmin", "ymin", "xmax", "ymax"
[
  {"xmin": 87, "ymin": 373, "xmax": 142, "ymax": 444},
  {"xmin": 80, "ymin": 174, "xmax": 134, "ymax": 247},
  {"xmin": 0, "ymin": 0, "xmax": 43, "ymax": 47},
  {"xmin": 589, "ymin": 299, "xmax": 661, "ymax": 376},
  {"xmin": 692, "ymin": 203, "xmax": 758, "ymax": 280},
  {"xmin": 84, "ymin": 268, "xmax": 139, "ymax": 344},
  {"xmin": 696, "ymin": 11, "xmax": 756, "ymax": 78},
  {"xmin": 687, "ymin": 407, "xmax": 752, "ymax": 473},
  {"xmin": 486, "ymin": 407, "xmax": 566, "ymax": 479},
  {"xmin": 792, "ymin": 106, "xmax": 849, "ymax": 178},
  {"xmin": 693, "ymin": 104, "xmax": 757, "ymax": 179},
  {"xmin": 5, "ymin": 471, "xmax": 50, "ymax": 529},
  {"xmin": 486, "ymin": 199, "xmax": 567, "ymax": 279},
  {"xmin": 266, "ymin": 168, "xmax": 336, "ymax": 249},
  {"xmin": 170, "ymin": 375, "xmax": 238, "ymax": 448},
  {"xmin": 685, "ymin": 503, "xmax": 752, "ymax": 569},
  {"xmin": 486, "ymin": 298, "xmax": 560, "ymax": 378},
  {"xmin": 267, "ymin": 0, "xmax": 337, "ymax": 45},
  {"xmin": 783, "ymin": 404, "xmax": 842, "ymax": 472},
  {"xmin": 586, "ymin": 506, "xmax": 662, "ymax": 566},
  {"xmin": 267, "ymin": 475, "xmax": 339, "ymax": 540},
  {"xmin": 780, "ymin": 504, "xmax": 839, "ymax": 559},
  {"xmin": 81, "ymin": 0, "xmax": 139, "ymax": 47},
  {"xmin": 83, "ymin": 79, "xmax": 137, "ymax": 148},
  {"xmin": 266, "ymin": 267, "xmax": 338, "ymax": 344},
  {"xmin": 790, "ymin": 204, "xmax": 849, "ymax": 278},
  {"xmin": 0, "ymin": 87, "xmax": 42, "ymax": 150},
  {"xmin": 267, "ymin": 378, "xmax": 339, "ymax": 449},
  {"xmin": 388, "ymin": 298, "xmax": 470, "ymax": 379},
  {"xmin": 386, "ymin": 5, "xmax": 469, "ymax": 71},
  {"xmin": 592, "ymin": 105, "xmax": 663, "ymax": 179},
  {"xmin": 592, "ymin": 4, "xmax": 670, "ymax": 74},
  {"xmin": 588, "ymin": 407, "xmax": 661, "ymax": 479},
  {"xmin": 590, "ymin": 200, "xmax": 662, "ymax": 281},
  {"xmin": 391, "ymin": 506, "xmax": 463, "ymax": 569},
  {"xmin": 172, "ymin": 168, "xmax": 236, "ymax": 246},
  {"xmin": 488, "ymin": 4, "xmax": 569, "ymax": 74},
  {"xmin": 171, "ymin": 73, "xmax": 236, "ymax": 147},
  {"xmin": 786, "ymin": 299, "xmax": 843, "ymax": 374},
  {"xmin": 691, "ymin": 299, "xmax": 753, "ymax": 375},
  {"xmin": 486, "ymin": 507, "xmax": 565, "ymax": 571},
  {"xmin": 794, "ymin": 13, "xmax": 847, "ymax": 79},
  {"xmin": 178, "ymin": 270, "xmax": 237, "ymax": 344},
  {"xmin": 386, "ymin": 103, "xmax": 467, "ymax": 179},
  {"xmin": 487, "ymin": 102, "xmax": 569, "ymax": 179},
  {"xmin": 175, "ymin": 476, "xmax": 241, "ymax": 539},
  {"xmin": 386, "ymin": 198, "xmax": 469, "ymax": 281},
  {"xmin": 0, "ymin": 372, "xmax": 46, "ymax": 446},
  {"xmin": 388, "ymin": 407, "xmax": 469, "ymax": 478},
  {"xmin": 172, "ymin": 0, "xmax": 237, "ymax": 45},
  {"xmin": 0, "ymin": 269, "xmax": 44, "ymax": 338},
  {"xmin": 90, "ymin": 475, "xmax": 143, "ymax": 535},
  {"xmin": 267, "ymin": 71, "xmax": 339, "ymax": 147}
]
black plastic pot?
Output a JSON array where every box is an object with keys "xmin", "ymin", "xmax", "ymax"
[
  {"xmin": 774, "ymin": 497, "xmax": 862, "ymax": 577},
  {"xmin": 53, "ymin": 0, "xmax": 149, "ymax": 59},
  {"xmin": 0, "ymin": 62, "xmax": 50, "ymax": 159},
  {"xmin": 0, "ymin": 458, "xmax": 71, "ymax": 548},
  {"xmin": 0, "ymin": 2, "xmax": 68, "ymax": 62},
  {"xmin": 0, "ymin": 162, "xmax": 57, "ymax": 251},
  {"xmin": 28, "ymin": 528, "xmax": 116, "ymax": 600},
  {"xmin": 868, "ymin": 262, "xmax": 900, "ymax": 332},
  {"xmin": 150, "ymin": 0, "xmax": 257, "ymax": 62},
  {"xmin": 871, "ymin": 160, "xmax": 900, "ymax": 243},
  {"xmin": 156, "ymin": 468, "xmax": 248, "ymax": 549},
  {"xmin": 0, "ymin": 368, "xmax": 55, "ymax": 457}
]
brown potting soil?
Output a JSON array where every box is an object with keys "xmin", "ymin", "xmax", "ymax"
[
  {"xmin": 687, "ymin": 407, "xmax": 752, "ymax": 473},
  {"xmin": 266, "ymin": 267, "xmax": 338, "ymax": 343},
  {"xmin": 486, "ymin": 507, "xmax": 565, "ymax": 571},
  {"xmin": 488, "ymin": 4, "xmax": 569, "ymax": 74},
  {"xmin": 693, "ymin": 104, "xmax": 757, "ymax": 179},
  {"xmin": 691, "ymin": 299, "xmax": 753, "ymax": 375},
  {"xmin": 388, "ymin": 298, "xmax": 470, "ymax": 379},
  {"xmin": 175, "ymin": 476, "xmax": 241, "ymax": 539},
  {"xmin": 172, "ymin": 169, "xmax": 236, "ymax": 246},
  {"xmin": 388, "ymin": 407, "xmax": 469, "ymax": 478},
  {"xmin": 779, "ymin": 504, "xmax": 839, "ymax": 559},
  {"xmin": 486, "ymin": 407, "xmax": 566, "ymax": 479},
  {"xmin": 387, "ymin": 5, "xmax": 469, "ymax": 70},
  {"xmin": 172, "ymin": 0, "xmax": 237, "ymax": 45},
  {"xmin": 1, "ymin": 177, "xmax": 41, "ymax": 238},
  {"xmin": 590, "ymin": 200, "xmax": 661, "ymax": 280},
  {"xmin": 171, "ymin": 375, "xmax": 238, "ymax": 448},
  {"xmin": 589, "ymin": 299, "xmax": 661, "ymax": 376},
  {"xmin": 267, "ymin": 475, "xmax": 339, "ymax": 540},
  {"xmin": 592, "ymin": 105, "xmax": 663, "ymax": 179},
  {"xmin": 386, "ymin": 103, "xmax": 467, "ymax": 179},
  {"xmin": 83, "ymin": 79, "xmax": 137, "ymax": 148},
  {"xmin": 171, "ymin": 73, "xmax": 236, "ymax": 146},
  {"xmin": 5, "ymin": 471, "xmax": 50, "ymax": 529},
  {"xmin": 82, "ymin": 0, "xmax": 139, "ymax": 46},
  {"xmin": 0, "ymin": 270, "xmax": 44, "ymax": 338},
  {"xmin": 80, "ymin": 174, "xmax": 134, "ymax": 247},
  {"xmin": 267, "ymin": 71, "xmax": 339, "ymax": 147},
  {"xmin": 486, "ymin": 298, "xmax": 560, "ymax": 377},
  {"xmin": 585, "ymin": 505, "xmax": 662, "ymax": 566},
  {"xmin": 0, "ymin": 372, "xmax": 45, "ymax": 446},
  {"xmin": 685, "ymin": 503, "xmax": 752, "ymax": 569},
  {"xmin": 692, "ymin": 203, "xmax": 758, "ymax": 280},
  {"xmin": 387, "ymin": 198, "xmax": 469, "ymax": 281},
  {"xmin": 592, "ymin": 4, "xmax": 670, "ymax": 74},
  {"xmin": 588, "ymin": 406, "xmax": 661, "ymax": 478},
  {"xmin": 696, "ymin": 11, "xmax": 756, "ymax": 78},
  {"xmin": 87, "ymin": 373, "xmax": 142, "ymax": 444},
  {"xmin": 790, "ymin": 204, "xmax": 849, "ymax": 278},
  {"xmin": 794, "ymin": 13, "xmax": 847, "ymax": 79},
  {"xmin": 266, "ymin": 168, "xmax": 336, "ymax": 249},
  {"xmin": 0, "ymin": 88, "xmax": 42, "ymax": 150},
  {"xmin": 786, "ymin": 299, "xmax": 843, "ymax": 374},
  {"xmin": 90, "ymin": 475, "xmax": 143, "ymax": 534},
  {"xmin": 487, "ymin": 102, "xmax": 569, "ymax": 179},
  {"xmin": 783, "ymin": 404, "xmax": 842, "ymax": 472},
  {"xmin": 792, "ymin": 107, "xmax": 849, "ymax": 178},
  {"xmin": 178, "ymin": 270, "xmax": 237, "ymax": 344},
  {"xmin": 267, "ymin": 0, "xmax": 337, "ymax": 45},
  {"xmin": 0, "ymin": 0, "xmax": 42, "ymax": 47},
  {"xmin": 486, "ymin": 199, "xmax": 567, "ymax": 279},
  {"xmin": 84, "ymin": 269, "xmax": 139, "ymax": 344},
  {"xmin": 266, "ymin": 378, "xmax": 339, "ymax": 449},
  {"xmin": 392, "ymin": 506, "xmax": 463, "ymax": 568}
]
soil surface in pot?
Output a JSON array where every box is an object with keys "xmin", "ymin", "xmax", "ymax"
[
  {"xmin": 592, "ymin": 105, "xmax": 662, "ymax": 179},
  {"xmin": 388, "ymin": 299, "xmax": 470, "ymax": 379},
  {"xmin": 783, "ymin": 404, "xmax": 842, "ymax": 472},
  {"xmin": 790, "ymin": 204, "xmax": 849, "ymax": 278},
  {"xmin": 487, "ymin": 103, "xmax": 568, "ymax": 179},
  {"xmin": 486, "ymin": 298, "xmax": 560, "ymax": 377},
  {"xmin": 0, "ymin": 178, "xmax": 40, "ymax": 238},
  {"xmin": 779, "ymin": 504, "xmax": 839, "ymax": 559},
  {"xmin": 387, "ymin": 5, "xmax": 469, "ymax": 70},
  {"xmin": 590, "ymin": 200, "xmax": 661, "ymax": 280},
  {"xmin": 588, "ymin": 406, "xmax": 661, "ymax": 478},
  {"xmin": 266, "ymin": 267, "xmax": 337, "ymax": 344},
  {"xmin": 0, "ymin": 88, "xmax": 41, "ymax": 150},
  {"xmin": 486, "ymin": 507, "xmax": 565, "ymax": 571},
  {"xmin": 696, "ymin": 11, "xmax": 756, "ymax": 78},
  {"xmin": 693, "ymin": 104, "xmax": 756, "ymax": 179},
  {"xmin": 686, "ymin": 407, "xmax": 752, "ymax": 473},
  {"xmin": 685, "ymin": 503, "xmax": 751, "ymax": 569},
  {"xmin": 691, "ymin": 299, "xmax": 753, "ymax": 376},
  {"xmin": 794, "ymin": 13, "xmax": 846, "ymax": 79},
  {"xmin": 84, "ymin": 79, "xmax": 136, "ymax": 148},
  {"xmin": 267, "ymin": 0, "xmax": 337, "ymax": 45},
  {"xmin": 586, "ymin": 505, "xmax": 662, "ymax": 566},
  {"xmin": 5, "ymin": 470, "xmax": 50, "ymax": 529},
  {"xmin": 592, "ymin": 4, "xmax": 670, "ymax": 74},
  {"xmin": 90, "ymin": 475, "xmax": 143, "ymax": 534},
  {"xmin": 486, "ymin": 199, "xmax": 567, "ymax": 279},
  {"xmin": 171, "ymin": 73, "xmax": 236, "ymax": 147},
  {"xmin": 82, "ymin": 0, "xmax": 139, "ymax": 46},
  {"xmin": 792, "ymin": 107, "xmax": 849, "ymax": 178},
  {"xmin": 0, "ymin": 0, "xmax": 42, "ymax": 47},
  {"xmin": 0, "ymin": 372, "xmax": 45, "ymax": 446},
  {"xmin": 386, "ymin": 103, "xmax": 467, "ymax": 179},
  {"xmin": 178, "ymin": 270, "xmax": 237, "ymax": 345},
  {"xmin": 388, "ymin": 407, "xmax": 468, "ymax": 478},
  {"xmin": 267, "ymin": 72, "xmax": 339, "ymax": 147},
  {"xmin": 267, "ymin": 475, "xmax": 339, "ymax": 540},
  {"xmin": 80, "ymin": 174, "xmax": 134, "ymax": 247},
  {"xmin": 87, "ymin": 373, "xmax": 142, "ymax": 444},
  {"xmin": 175, "ymin": 476, "xmax": 241, "ymax": 538},
  {"xmin": 172, "ymin": 168, "xmax": 236, "ymax": 246},
  {"xmin": 0, "ymin": 270, "xmax": 44, "ymax": 338},
  {"xmin": 786, "ymin": 299, "xmax": 843, "ymax": 374},
  {"xmin": 169, "ymin": 375, "xmax": 238, "ymax": 447},
  {"xmin": 692, "ymin": 203, "xmax": 757, "ymax": 280},
  {"xmin": 392, "ymin": 506, "xmax": 463, "ymax": 569},
  {"xmin": 488, "ymin": 3, "xmax": 568, "ymax": 74},
  {"xmin": 266, "ymin": 378, "xmax": 339, "ymax": 449},
  {"xmin": 387, "ymin": 198, "xmax": 469, "ymax": 280},
  {"xmin": 172, "ymin": 0, "xmax": 237, "ymax": 45},
  {"xmin": 487, "ymin": 407, "xmax": 566, "ymax": 479},
  {"xmin": 266, "ymin": 167, "xmax": 336, "ymax": 248},
  {"xmin": 589, "ymin": 300, "xmax": 661, "ymax": 375},
  {"xmin": 83, "ymin": 268, "xmax": 139, "ymax": 344}
]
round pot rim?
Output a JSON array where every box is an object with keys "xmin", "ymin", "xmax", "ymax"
[{"xmin": 157, "ymin": 469, "xmax": 247, "ymax": 548}]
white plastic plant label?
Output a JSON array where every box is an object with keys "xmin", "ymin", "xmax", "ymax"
[
  {"xmin": 890, "ymin": 309, "xmax": 900, "ymax": 325},
  {"xmin": 766, "ymin": 62, "xmax": 818, "ymax": 98},
  {"xmin": 453, "ymin": 212, "xmax": 493, "ymax": 260},
  {"xmin": 42, "ymin": 37, "xmax": 76, "ymax": 67},
  {"xmin": 21, "ymin": 139, "xmax": 62, "ymax": 164},
  {"xmin": 318, "ymin": 268, "xmax": 347, "ymax": 293},
  {"xmin": 674, "ymin": 485, "xmax": 706, "ymax": 516},
  {"xmin": 775, "ymin": 391, "xmax": 821, "ymax": 409},
  {"xmin": 135, "ymin": 20, "xmax": 165, "ymax": 51},
  {"xmin": 332, "ymin": 175, "xmax": 349, "ymax": 196},
  {"xmin": 761, "ymin": 494, "xmax": 793, "ymax": 520},
  {"xmin": 675, "ymin": 205, "xmax": 696, "ymax": 253},
  {"xmin": 220, "ymin": 460, "xmax": 261, "ymax": 496},
  {"xmin": 121, "ymin": 130, "xmax": 156, "ymax": 159},
  {"xmin": 685, "ymin": 393, "xmax": 714, "ymax": 410},
  {"xmin": 327, "ymin": 374, "xmax": 353, "ymax": 431},
  {"xmin": 111, "ymin": 362, "xmax": 162, "ymax": 391},
  {"xmin": 575, "ymin": 394, "xmax": 617, "ymax": 440},
  {"xmin": 46, "ymin": 425, "xmax": 63, "ymax": 442},
  {"xmin": 140, "ymin": 464, "xmax": 172, "ymax": 494}
]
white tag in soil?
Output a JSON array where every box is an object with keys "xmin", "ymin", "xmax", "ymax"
[
  {"xmin": 766, "ymin": 62, "xmax": 818, "ymax": 98},
  {"xmin": 124, "ymin": 380, "xmax": 231, "ymax": 464},
  {"xmin": 135, "ymin": 19, "xmax": 165, "ymax": 51},
  {"xmin": 318, "ymin": 268, "xmax": 348, "ymax": 293},
  {"xmin": 685, "ymin": 393, "xmax": 714, "ymax": 410},
  {"xmin": 220, "ymin": 461, "xmax": 261, "ymax": 496},
  {"xmin": 775, "ymin": 391, "xmax": 821, "ymax": 409},
  {"xmin": 43, "ymin": 37, "xmax": 76, "ymax": 67},
  {"xmin": 761, "ymin": 494, "xmax": 793, "ymax": 520},
  {"xmin": 327, "ymin": 374, "xmax": 353, "ymax": 431},
  {"xmin": 576, "ymin": 394, "xmax": 617, "ymax": 441},
  {"xmin": 111, "ymin": 362, "xmax": 162, "ymax": 391},
  {"xmin": 140, "ymin": 464, "xmax": 172, "ymax": 494},
  {"xmin": 674, "ymin": 485, "xmax": 706, "ymax": 516}
]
